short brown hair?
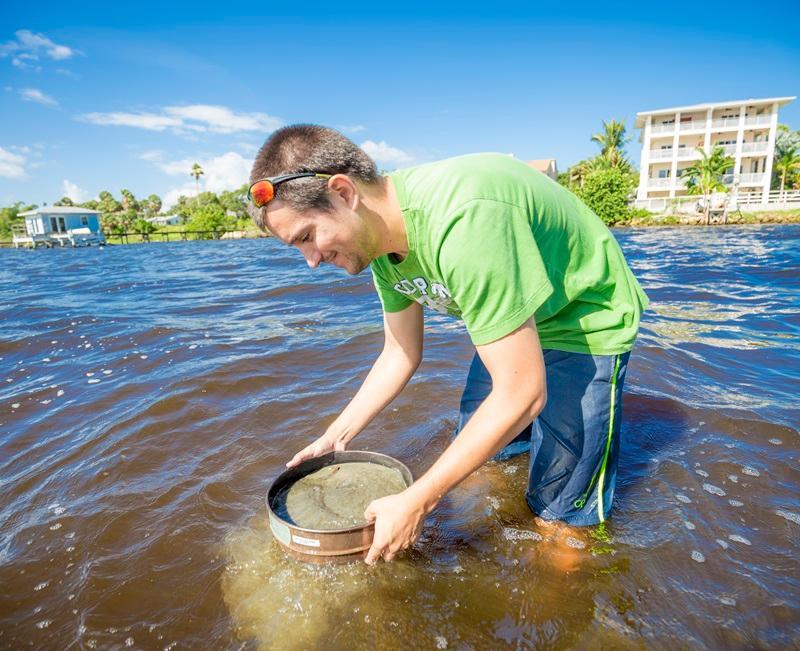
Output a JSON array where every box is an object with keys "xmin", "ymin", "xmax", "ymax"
[{"xmin": 249, "ymin": 124, "xmax": 380, "ymax": 228}]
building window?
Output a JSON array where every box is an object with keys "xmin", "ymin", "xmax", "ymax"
[
  {"xmin": 658, "ymin": 169, "xmax": 671, "ymax": 179},
  {"xmin": 81, "ymin": 216, "xmax": 89, "ymax": 226}
]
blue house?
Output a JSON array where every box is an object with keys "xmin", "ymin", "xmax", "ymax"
[{"xmin": 13, "ymin": 206, "xmax": 106, "ymax": 248}]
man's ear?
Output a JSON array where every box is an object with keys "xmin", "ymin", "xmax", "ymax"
[{"xmin": 328, "ymin": 174, "xmax": 360, "ymax": 211}]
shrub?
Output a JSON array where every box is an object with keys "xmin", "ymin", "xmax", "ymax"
[{"xmin": 576, "ymin": 167, "xmax": 635, "ymax": 225}]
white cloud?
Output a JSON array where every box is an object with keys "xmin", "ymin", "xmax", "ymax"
[
  {"xmin": 141, "ymin": 151, "xmax": 252, "ymax": 209},
  {"xmin": 0, "ymin": 146, "xmax": 27, "ymax": 179},
  {"xmin": 80, "ymin": 104, "xmax": 283, "ymax": 136},
  {"xmin": 19, "ymin": 88, "xmax": 58, "ymax": 107},
  {"xmin": 62, "ymin": 179, "xmax": 88, "ymax": 203},
  {"xmin": 0, "ymin": 30, "xmax": 76, "ymax": 68},
  {"xmin": 360, "ymin": 139, "xmax": 414, "ymax": 166}
]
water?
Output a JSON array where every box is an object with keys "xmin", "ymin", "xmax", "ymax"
[{"xmin": 1, "ymin": 225, "xmax": 798, "ymax": 649}]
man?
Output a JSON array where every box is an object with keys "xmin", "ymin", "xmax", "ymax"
[{"xmin": 248, "ymin": 125, "xmax": 648, "ymax": 565}]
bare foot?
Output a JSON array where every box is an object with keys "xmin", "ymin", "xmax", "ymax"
[{"xmin": 532, "ymin": 520, "xmax": 588, "ymax": 573}]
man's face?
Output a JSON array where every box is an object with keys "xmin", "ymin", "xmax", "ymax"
[{"xmin": 262, "ymin": 199, "xmax": 378, "ymax": 275}]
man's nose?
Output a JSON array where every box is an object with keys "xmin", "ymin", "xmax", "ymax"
[{"xmin": 304, "ymin": 248, "xmax": 322, "ymax": 269}]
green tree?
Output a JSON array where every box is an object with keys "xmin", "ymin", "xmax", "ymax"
[
  {"xmin": 80, "ymin": 199, "xmax": 99, "ymax": 210},
  {"xmin": 120, "ymin": 189, "xmax": 139, "ymax": 214},
  {"xmin": 190, "ymin": 163, "xmax": 204, "ymax": 199},
  {"xmin": 591, "ymin": 119, "xmax": 631, "ymax": 168},
  {"xmin": 218, "ymin": 185, "xmax": 249, "ymax": 220},
  {"xmin": 681, "ymin": 146, "xmax": 734, "ymax": 224},
  {"xmin": 133, "ymin": 218, "xmax": 158, "ymax": 235},
  {"xmin": 186, "ymin": 202, "xmax": 232, "ymax": 237},
  {"xmin": 576, "ymin": 167, "xmax": 635, "ymax": 225},
  {"xmin": 98, "ymin": 190, "xmax": 121, "ymax": 215},
  {"xmin": 53, "ymin": 196, "xmax": 74, "ymax": 207},
  {"xmin": 145, "ymin": 194, "xmax": 162, "ymax": 217},
  {"xmin": 0, "ymin": 202, "xmax": 35, "ymax": 239},
  {"xmin": 774, "ymin": 146, "xmax": 800, "ymax": 195}
]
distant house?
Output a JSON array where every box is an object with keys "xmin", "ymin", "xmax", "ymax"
[
  {"xmin": 13, "ymin": 206, "xmax": 105, "ymax": 248},
  {"xmin": 145, "ymin": 214, "xmax": 181, "ymax": 226},
  {"xmin": 526, "ymin": 159, "xmax": 559, "ymax": 181}
]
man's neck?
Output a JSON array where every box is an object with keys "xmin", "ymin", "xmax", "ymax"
[{"xmin": 359, "ymin": 176, "xmax": 408, "ymax": 261}]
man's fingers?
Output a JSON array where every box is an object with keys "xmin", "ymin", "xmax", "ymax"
[
  {"xmin": 363, "ymin": 502, "xmax": 377, "ymax": 523},
  {"xmin": 365, "ymin": 541, "xmax": 384, "ymax": 565}
]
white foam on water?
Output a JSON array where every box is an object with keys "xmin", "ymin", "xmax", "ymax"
[
  {"xmin": 56, "ymin": 390, "xmax": 64, "ymax": 397},
  {"xmin": 768, "ymin": 438, "xmax": 782, "ymax": 445},
  {"xmin": 676, "ymin": 494, "xmax": 692, "ymax": 504},
  {"xmin": 719, "ymin": 596, "xmax": 736, "ymax": 606},
  {"xmin": 728, "ymin": 534, "xmax": 752, "ymax": 546},
  {"xmin": 741, "ymin": 466, "xmax": 760, "ymax": 477},
  {"xmin": 503, "ymin": 465, "xmax": 518, "ymax": 475},
  {"xmin": 40, "ymin": 399, "xmax": 51, "ymax": 405},
  {"xmin": 690, "ymin": 551, "xmax": 705, "ymax": 563},
  {"xmin": 103, "ymin": 370, "xmax": 113, "ymax": 375},
  {"xmin": 728, "ymin": 475, "xmax": 739, "ymax": 483},
  {"xmin": 436, "ymin": 635, "xmax": 448, "ymax": 649},
  {"xmin": 684, "ymin": 521, "xmax": 696, "ymax": 530},
  {"xmin": 565, "ymin": 536, "xmax": 586, "ymax": 550},
  {"xmin": 502, "ymin": 527, "xmax": 543, "ymax": 542},
  {"xmin": 35, "ymin": 620, "xmax": 51, "ymax": 629},
  {"xmin": 703, "ymin": 483, "xmax": 726, "ymax": 497},
  {"xmin": 140, "ymin": 355, "xmax": 148, "ymax": 359},
  {"xmin": 87, "ymin": 379, "xmax": 100, "ymax": 384},
  {"xmin": 43, "ymin": 358, "xmax": 50, "ymax": 362},
  {"xmin": 49, "ymin": 523, "xmax": 62, "ymax": 530},
  {"xmin": 775, "ymin": 509, "xmax": 800, "ymax": 525},
  {"xmin": 715, "ymin": 539, "xmax": 729, "ymax": 550},
  {"xmin": 728, "ymin": 500, "xmax": 744, "ymax": 507},
  {"xmin": 188, "ymin": 344, "xmax": 198, "ymax": 350},
  {"xmin": 85, "ymin": 372, "xmax": 94, "ymax": 377},
  {"xmin": 11, "ymin": 403, "xmax": 20, "ymax": 409},
  {"xmin": 125, "ymin": 637, "xmax": 134, "ymax": 647},
  {"xmin": 34, "ymin": 581, "xmax": 48, "ymax": 591},
  {"xmin": 694, "ymin": 469, "xmax": 709, "ymax": 478}
]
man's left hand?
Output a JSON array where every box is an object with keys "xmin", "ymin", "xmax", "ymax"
[{"xmin": 363, "ymin": 488, "xmax": 428, "ymax": 565}]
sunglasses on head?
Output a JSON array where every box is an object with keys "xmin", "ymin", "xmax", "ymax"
[{"xmin": 248, "ymin": 172, "xmax": 332, "ymax": 208}]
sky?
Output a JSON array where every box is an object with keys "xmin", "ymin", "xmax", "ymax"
[{"xmin": 1, "ymin": 0, "xmax": 798, "ymax": 209}]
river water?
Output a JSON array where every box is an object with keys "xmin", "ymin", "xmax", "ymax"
[{"xmin": 1, "ymin": 225, "xmax": 798, "ymax": 650}]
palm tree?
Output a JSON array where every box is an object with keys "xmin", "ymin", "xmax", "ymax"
[
  {"xmin": 190, "ymin": 163, "xmax": 204, "ymax": 200},
  {"xmin": 682, "ymin": 146, "xmax": 734, "ymax": 224},
  {"xmin": 774, "ymin": 146, "xmax": 800, "ymax": 196},
  {"xmin": 591, "ymin": 119, "xmax": 630, "ymax": 168}
]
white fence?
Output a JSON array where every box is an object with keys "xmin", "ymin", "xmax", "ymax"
[{"xmin": 633, "ymin": 190, "xmax": 800, "ymax": 214}]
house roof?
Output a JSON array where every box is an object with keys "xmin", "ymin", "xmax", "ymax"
[
  {"xmin": 634, "ymin": 96, "xmax": 795, "ymax": 128},
  {"xmin": 526, "ymin": 159, "xmax": 557, "ymax": 171},
  {"xmin": 19, "ymin": 206, "xmax": 102, "ymax": 216}
]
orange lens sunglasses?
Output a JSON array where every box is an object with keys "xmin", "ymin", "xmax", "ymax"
[{"xmin": 248, "ymin": 172, "xmax": 332, "ymax": 208}]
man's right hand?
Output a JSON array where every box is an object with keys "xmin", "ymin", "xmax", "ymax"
[{"xmin": 286, "ymin": 432, "xmax": 347, "ymax": 468}]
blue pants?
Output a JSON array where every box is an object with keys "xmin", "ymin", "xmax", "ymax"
[{"xmin": 456, "ymin": 349, "xmax": 630, "ymax": 526}]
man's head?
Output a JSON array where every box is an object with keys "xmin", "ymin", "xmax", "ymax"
[{"xmin": 249, "ymin": 125, "xmax": 385, "ymax": 274}]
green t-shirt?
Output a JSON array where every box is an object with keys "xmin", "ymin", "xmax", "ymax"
[{"xmin": 369, "ymin": 153, "xmax": 649, "ymax": 354}]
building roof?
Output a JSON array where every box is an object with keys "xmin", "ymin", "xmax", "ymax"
[
  {"xmin": 527, "ymin": 158, "xmax": 557, "ymax": 170},
  {"xmin": 634, "ymin": 96, "xmax": 795, "ymax": 128},
  {"xmin": 19, "ymin": 206, "xmax": 102, "ymax": 216}
]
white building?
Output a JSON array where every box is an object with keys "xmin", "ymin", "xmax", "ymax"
[
  {"xmin": 634, "ymin": 96, "xmax": 795, "ymax": 209},
  {"xmin": 145, "ymin": 214, "xmax": 181, "ymax": 226},
  {"xmin": 13, "ymin": 206, "xmax": 106, "ymax": 248}
]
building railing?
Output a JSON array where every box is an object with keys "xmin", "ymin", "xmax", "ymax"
[
  {"xmin": 715, "ymin": 144, "xmax": 738, "ymax": 155},
  {"xmin": 744, "ymin": 115, "xmax": 772, "ymax": 127},
  {"xmin": 679, "ymin": 120, "xmax": 706, "ymax": 131},
  {"xmin": 648, "ymin": 178, "xmax": 672, "ymax": 188},
  {"xmin": 633, "ymin": 189, "xmax": 800, "ymax": 213},
  {"xmin": 711, "ymin": 117, "xmax": 740, "ymax": 129},
  {"xmin": 649, "ymin": 148, "xmax": 674, "ymax": 159},
  {"xmin": 738, "ymin": 173, "xmax": 766, "ymax": 185},
  {"xmin": 741, "ymin": 142, "xmax": 769, "ymax": 154},
  {"xmin": 651, "ymin": 123, "xmax": 675, "ymax": 134}
]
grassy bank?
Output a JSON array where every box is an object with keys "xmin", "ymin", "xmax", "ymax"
[{"xmin": 622, "ymin": 208, "xmax": 800, "ymax": 227}]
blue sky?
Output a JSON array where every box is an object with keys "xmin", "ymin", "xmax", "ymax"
[{"xmin": 1, "ymin": 0, "xmax": 798, "ymax": 209}]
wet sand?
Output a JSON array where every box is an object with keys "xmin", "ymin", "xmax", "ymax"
[{"xmin": 0, "ymin": 226, "xmax": 798, "ymax": 649}]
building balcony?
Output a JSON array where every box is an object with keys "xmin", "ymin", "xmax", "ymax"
[
  {"xmin": 744, "ymin": 115, "xmax": 772, "ymax": 127},
  {"xmin": 711, "ymin": 117, "xmax": 741, "ymax": 130},
  {"xmin": 739, "ymin": 172, "xmax": 766, "ymax": 186},
  {"xmin": 649, "ymin": 148, "xmax": 674, "ymax": 160},
  {"xmin": 651, "ymin": 123, "xmax": 675, "ymax": 134},
  {"xmin": 679, "ymin": 120, "xmax": 706, "ymax": 131},
  {"xmin": 648, "ymin": 178, "xmax": 672, "ymax": 188},
  {"xmin": 741, "ymin": 142, "xmax": 769, "ymax": 155}
]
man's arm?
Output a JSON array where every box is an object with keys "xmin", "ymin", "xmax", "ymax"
[
  {"xmin": 287, "ymin": 302, "xmax": 424, "ymax": 467},
  {"xmin": 364, "ymin": 318, "xmax": 546, "ymax": 563}
]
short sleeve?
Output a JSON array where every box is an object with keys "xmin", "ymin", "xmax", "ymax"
[
  {"xmin": 438, "ymin": 200, "xmax": 553, "ymax": 345},
  {"xmin": 370, "ymin": 258, "xmax": 414, "ymax": 313}
]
